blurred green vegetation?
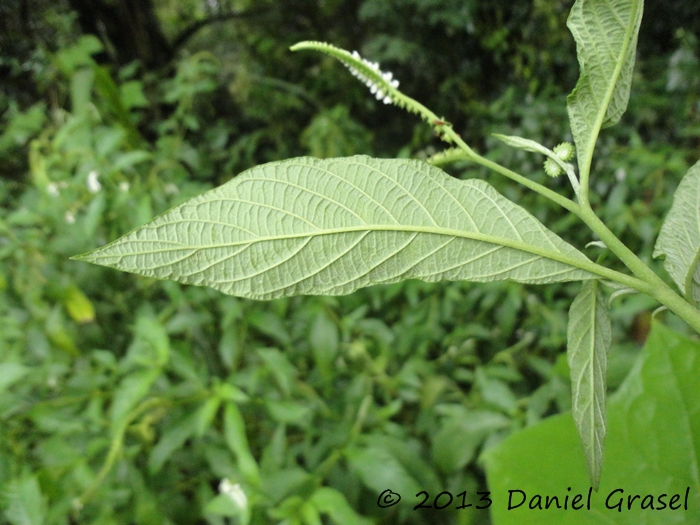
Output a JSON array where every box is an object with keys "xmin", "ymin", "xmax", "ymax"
[{"xmin": 1, "ymin": 1, "xmax": 699, "ymax": 524}]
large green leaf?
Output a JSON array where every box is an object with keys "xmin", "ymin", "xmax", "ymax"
[
  {"xmin": 653, "ymin": 160, "xmax": 700, "ymax": 305},
  {"xmin": 483, "ymin": 323, "xmax": 700, "ymax": 525},
  {"xmin": 566, "ymin": 0, "xmax": 643, "ymax": 175},
  {"xmin": 567, "ymin": 280, "xmax": 611, "ymax": 491},
  {"xmin": 73, "ymin": 156, "xmax": 596, "ymax": 299}
]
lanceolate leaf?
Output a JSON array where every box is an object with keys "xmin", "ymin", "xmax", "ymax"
[
  {"xmin": 566, "ymin": 0, "xmax": 643, "ymax": 176},
  {"xmin": 73, "ymin": 156, "xmax": 597, "ymax": 299},
  {"xmin": 491, "ymin": 134, "xmax": 551, "ymax": 156},
  {"xmin": 653, "ymin": 160, "xmax": 700, "ymax": 305},
  {"xmin": 567, "ymin": 280, "xmax": 611, "ymax": 491}
]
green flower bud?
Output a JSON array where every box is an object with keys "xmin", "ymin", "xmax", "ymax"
[
  {"xmin": 544, "ymin": 157, "xmax": 563, "ymax": 177},
  {"xmin": 554, "ymin": 142, "xmax": 575, "ymax": 162}
]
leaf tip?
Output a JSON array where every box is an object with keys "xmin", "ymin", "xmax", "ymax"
[{"xmin": 70, "ymin": 250, "xmax": 97, "ymax": 264}]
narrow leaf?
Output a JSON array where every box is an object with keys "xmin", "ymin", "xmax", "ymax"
[
  {"xmin": 492, "ymin": 134, "xmax": 551, "ymax": 156},
  {"xmin": 73, "ymin": 156, "xmax": 597, "ymax": 299},
  {"xmin": 567, "ymin": 280, "xmax": 611, "ymax": 490},
  {"xmin": 653, "ymin": 160, "xmax": 700, "ymax": 305},
  {"xmin": 494, "ymin": 134, "xmax": 580, "ymax": 192},
  {"xmin": 567, "ymin": 0, "xmax": 643, "ymax": 174}
]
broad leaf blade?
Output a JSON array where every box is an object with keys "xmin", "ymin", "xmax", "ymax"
[
  {"xmin": 74, "ymin": 156, "xmax": 596, "ymax": 299},
  {"xmin": 567, "ymin": 0, "xmax": 643, "ymax": 174},
  {"xmin": 567, "ymin": 280, "xmax": 611, "ymax": 491},
  {"xmin": 653, "ymin": 160, "xmax": 700, "ymax": 305}
]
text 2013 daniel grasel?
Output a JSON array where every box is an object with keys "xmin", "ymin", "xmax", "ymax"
[{"xmin": 506, "ymin": 487, "xmax": 690, "ymax": 512}]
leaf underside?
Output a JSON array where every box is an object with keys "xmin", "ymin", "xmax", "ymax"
[
  {"xmin": 653, "ymin": 160, "xmax": 700, "ymax": 305},
  {"xmin": 74, "ymin": 156, "xmax": 595, "ymax": 300},
  {"xmin": 566, "ymin": 0, "xmax": 643, "ymax": 170},
  {"xmin": 567, "ymin": 280, "xmax": 611, "ymax": 491}
]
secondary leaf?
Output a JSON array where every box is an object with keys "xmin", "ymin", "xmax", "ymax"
[
  {"xmin": 566, "ymin": 0, "xmax": 643, "ymax": 176},
  {"xmin": 73, "ymin": 156, "xmax": 597, "ymax": 299},
  {"xmin": 484, "ymin": 323, "xmax": 700, "ymax": 524},
  {"xmin": 567, "ymin": 280, "xmax": 611, "ymax": 491},
  {"xmin": 653, "ymin": 160, "xmax": 700, "ymax": 305}
]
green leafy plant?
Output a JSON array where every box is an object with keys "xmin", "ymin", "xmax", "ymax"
[{"xmin": 72, "ymin": 0, "xmax": 699, "ymax": 492}]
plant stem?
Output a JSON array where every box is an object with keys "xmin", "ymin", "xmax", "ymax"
[
  {"xmin": 442, "ymin": 127, "xmax": 581, "ymax": 215},
  {"xmin": 442, "ymin": 125, "xmax": 700, "ymax": 334},
  {"xmin": 578, "ymin": 205, "xmax": 700, "ymax": 334}
]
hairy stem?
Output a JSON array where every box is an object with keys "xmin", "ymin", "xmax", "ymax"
[
  {"xmin": 441, "ymin": 127, "xmax": 581, "ymax": 215},
  {"xmin": 578, "ymin": 204, "xmax": 700, "ymax": 334},
  {"xmin": 441, "ymin": 124, "xmax": 700, "ymax": 333}
]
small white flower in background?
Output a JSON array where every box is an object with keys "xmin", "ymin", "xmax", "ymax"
[
  {"xmin": 65, "ymin": 211, "xmax": 75, "ymax": 224},
  {"xmin": 615, "ymin": 167, "xmax": 627, "ymax": 182},
  {"xmin": 87, "ymin": 170, "xmax": 101, "ymax": 193},
  {"xmin": 47, "ymin": 183, "xmax": 60, "ymax": 196},
  {"xmin": 164, "ymin": 183, "xmax": 179, "ymax": 195},
  {"xmin": 345, "ymin": 50, "xmax": 399, "ymax": 105},
  {"xmin": 119, "ymin": 181, "xmax": 130, "ymax": 192},
  {"xmin": 219, "ymin": 479, "xmax": 247, "ymax": 510}
]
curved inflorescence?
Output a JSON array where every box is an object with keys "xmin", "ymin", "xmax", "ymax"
[{"xmin": 290, "ymin": 41, "xmax": 450, "ymax": 139}]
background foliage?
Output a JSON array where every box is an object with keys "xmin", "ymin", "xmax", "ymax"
[{"xmin": 1, "ymin": 0, "xmax": 699, "ymax": 524}]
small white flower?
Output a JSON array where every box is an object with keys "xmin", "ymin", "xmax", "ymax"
[
  {"xmin": 164, "ymin": 183, "xmax": 179, "ymax": 195},
  {"xmin": 65, "ymin": 211, "xmax": 75, "ymax": 224},
  {"xmin": 47, "ymin": 183, "xmax": 60, "ymax": 196},
  {"xmin": 87, "ymin": 170, "xmax": 101, "ymax": 193},
  {"xmin": 615, "ymin": 167, "xmax": 626, "ymax": 182},
  {"xmin": 119, "ymin": 181, "xmax": 130, "ymax": 192},
  {"xmin": 218, "ymin": 479, "xmax": 247, "ymax": 510},
  {"xmin": 343, "ymin": 50, "xmax": 399, "ymax": 106}
]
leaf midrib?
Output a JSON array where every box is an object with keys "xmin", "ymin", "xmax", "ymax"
[
  {"xmin": 85, "ymin": 223, "xmax": 599, "ymax": 278},
  {"xmin": 578, "ymin": 0, "xmax": 641, "ymax": 178}
]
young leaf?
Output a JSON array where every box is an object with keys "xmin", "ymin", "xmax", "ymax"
[
  {"xmin": 492, "ymin": 134, "xmax": 578, "ymax": 190},
  {"xmin": 653, "ymin": 160, "xmax": 700, "ymax": 305},
  {"xmin": 72, "ymin": 156, "xmax": 600, "ymax": 299},
  {"xmin": 567, "ymin": 280, "xmax": 611, "ymax": 491},
  {"xmin": 566, "ymin": 0, "xmax": 643, "ymax": 176},
  {"xmin": 491, "ymin": 134, "xmax": 551, "ymax": 156}
]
